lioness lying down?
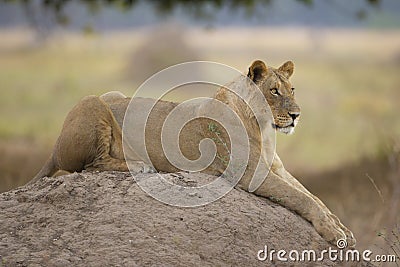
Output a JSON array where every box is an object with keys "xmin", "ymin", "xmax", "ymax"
[{"xmin": 30, "ymin": 60, "xmax": 355, "ymax": 247}]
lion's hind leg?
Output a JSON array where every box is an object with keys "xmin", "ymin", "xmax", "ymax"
[
  {"xmin": 85, "ymin": 117, "xmax": 155, "ymax": 174},
  {"xmin": 83, "ymin": 118, "xmax": 127, "ymax": 172}
]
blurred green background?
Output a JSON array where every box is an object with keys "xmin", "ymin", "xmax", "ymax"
[{"xmin": 0, "ymin": 0, "xmax": 399, "ymax": 256}]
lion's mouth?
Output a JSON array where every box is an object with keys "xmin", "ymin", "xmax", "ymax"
[{"xmin": 272, "ymin": 121, "xmax": 296, "ymax": 135}]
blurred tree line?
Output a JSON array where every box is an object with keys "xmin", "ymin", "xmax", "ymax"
[
  {"xmin": 1, "ymin": 0, "xmax": 383, "ymax": 43},
  {"xmin": 3, "ymin": 0, "xmax": 382, "ymax": 26}
]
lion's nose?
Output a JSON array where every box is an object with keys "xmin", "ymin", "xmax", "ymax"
[{"xmin": 288, "ymin": 111, "xmax": 300, "ymax": 120}]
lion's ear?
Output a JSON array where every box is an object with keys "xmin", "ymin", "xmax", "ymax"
[
  {"xmin": 247, "ymin": 60, "xmax": 268, "ymax": 84},
  {"xmin": 278, "ymin": 61, "xmax": 294, "ymax": 78}
]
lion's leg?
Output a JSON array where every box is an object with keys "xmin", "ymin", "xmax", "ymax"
[
  {"xmin": 272, "ymin": 156, "xmax": 355, "ymax": 246},
  {"xmin": 282, "ymin": 170, "xmax": 355, "ymax": 244},
  {"xmin": 108, "ymin": 113, "xmax": 156, "ymax": 174},
  {"xmin": 254, "ymin": 171, "xmax": 347, "ymax": 246},
  {"xmin": 86, "ymin": 118, "xmax": 154, "ymax": 173},
  {"xmin": 88, "ymin": 119, "xmax": 125, "ymax": 171}
]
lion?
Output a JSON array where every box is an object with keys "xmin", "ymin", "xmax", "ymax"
[{"xmin": 29, "ymin": 60, "xmax": 355, "ymax": 247}]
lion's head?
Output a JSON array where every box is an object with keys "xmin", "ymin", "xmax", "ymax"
[{"xmin": 247, "ymin": 60, "xmax": 300, "ymax": 135}]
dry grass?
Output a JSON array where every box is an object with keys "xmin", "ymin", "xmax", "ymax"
[
  {"xmin": 0, "ymin": 140, "xmax": 49, "ymax": 192},
  {"xmin": 300, "ymin": 140, "xmax": 400, "ymax": 259}
]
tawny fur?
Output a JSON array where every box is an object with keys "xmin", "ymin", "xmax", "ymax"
[{"xmin": 30, "ymin": 60, "xmax": 355, "ymax": 247}]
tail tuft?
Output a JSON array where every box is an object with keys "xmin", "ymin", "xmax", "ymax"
[{"xmin": 27, "ymin": 155, "xmax": 57, "ymax": 185}]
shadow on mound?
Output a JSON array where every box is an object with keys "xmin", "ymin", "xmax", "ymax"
[{"xmin": 0, "ymin": 171, "xmax": 369, "ymax": 266}]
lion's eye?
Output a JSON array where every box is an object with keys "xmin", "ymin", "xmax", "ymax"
[
  {"xmin": 291, "ymin": 88, "xmax": 295, "ymax": 95},
  {"xmin": 270, "ymin": 88, "xmax": 279, "ymax": 96}
]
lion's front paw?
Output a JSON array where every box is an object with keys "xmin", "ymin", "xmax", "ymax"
[
  {"xmin": 314, "ymin": 218, "xmax": 347, "ymax": 247},
  {"xmin": 313, "ymin": 212, "xmax": 357, "ymax": 249},
  {"xmin": 339, "ymin": 227, "xmax": 356, "ymax": 248},
  {"xmin": 327, "ymin": 213, "xmax": 356, "ymax": 248},
  {"xmin": 345, "ymin": 232, "xmax": 356, "ymax": 248}
]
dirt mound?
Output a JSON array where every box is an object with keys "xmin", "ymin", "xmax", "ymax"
[{"xmin": 0, "ymin": 171, "xmax": 366, "ymax": 266}]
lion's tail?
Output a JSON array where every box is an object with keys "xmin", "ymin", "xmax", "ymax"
[{"xmin": 27, "ymin": 154, "xmax": 58, "ymax": 185}]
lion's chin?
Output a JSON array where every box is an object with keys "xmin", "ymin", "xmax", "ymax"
[
  {"xmin": 278, "ymin": 126, "xmax": 295, "ymax": 135},
  {"xmin": 272, "ymin": 123, "xmax": 295, "ymax": 135}
]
